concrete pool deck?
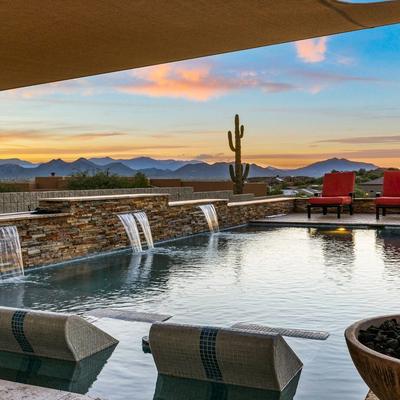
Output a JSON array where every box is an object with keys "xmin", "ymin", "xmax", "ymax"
[
  {"xmin": 251, "ymin": 213, "xmax": 400, "ymax": 228},
  {"xmin": 0, "ymin": 379, "xmax": 102, "ymax": 399}
]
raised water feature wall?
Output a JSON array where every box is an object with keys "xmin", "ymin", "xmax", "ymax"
[{"xmin": 0, "ymin": 194, "xmax": 294, "ymax": 269}]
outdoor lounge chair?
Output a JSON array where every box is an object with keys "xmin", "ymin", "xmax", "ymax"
[
  {"xmin": 307, "ymin": 172, "xmax": 355, "ymax": 219},
  {"xmin": 375, "ymin": 171, "xmax": 400, "ymax": 220}
]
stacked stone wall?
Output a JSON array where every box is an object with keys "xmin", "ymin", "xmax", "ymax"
[{"xmin": 0, "ymin": 195, "xmax": 294, "ymax": 269}]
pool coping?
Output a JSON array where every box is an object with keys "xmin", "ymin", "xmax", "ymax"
[
  {"xmin": 250, "ymin": 217, "xmax": 400, "ymax": 230},
  {"xmin": 41, "ymin": 193, "xmax": 168, "ymax": 202},
  {"xmin": 0, "ymin": 212, "xmax": 70, "ymax": 222},
  {"xmin": 0, "ymin": 378, "xmax": 102, "ymax": 399}
]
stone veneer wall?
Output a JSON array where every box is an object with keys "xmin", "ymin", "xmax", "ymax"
[
  {"xmin": 0, "ymin": 187, "xmax": 255, "ymax": 214},
  {"xmin": 0, "ymin": 195, "xmax": 294, "ymax": 269}
]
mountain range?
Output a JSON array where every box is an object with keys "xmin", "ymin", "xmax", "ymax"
[{"xmin": 0, "ymin": 156, "xmax": 378, "ymax": 180}]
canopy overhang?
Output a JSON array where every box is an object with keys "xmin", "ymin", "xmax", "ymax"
[{"xmin": 1, "ymin": 0, "xmax": 400, "ymax": 91}]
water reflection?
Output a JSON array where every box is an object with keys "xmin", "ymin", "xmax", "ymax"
[
  {"xmin": 2, "ymin": 227, "xmax": 399, "ymax": 400},
  {"xmin": 153, "ymin": 373, "xmax": 301, "ymax": 400},
  {"xmin": 9, "ymin": 235, "xmax": 229, "ymax": 313},
  {"xmin": 376, "ymin": 228, "xmax": 400, "ymax": 282},
  {"xmin": 308, "ymin": 228, "xmax": 355, "ymax": 285},
  {"xmin": 0, "ymin": 345, "xmax": 116, "ymax": 393}
]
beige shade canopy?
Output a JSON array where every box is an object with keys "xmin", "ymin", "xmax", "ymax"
[{"xmin": 1, "ymin": 0, "xmax": 400, "ymax": 91}]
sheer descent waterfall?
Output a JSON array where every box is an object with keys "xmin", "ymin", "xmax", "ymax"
[
  {"xmin": 0, "ymin": 226, "xmax": 24, "ymax": 279},
  {"xmin": 118, "ymin": 213, "xmax": 143, "ymax": 253},
  {"xmin": 118, "ymin": 211, "xmax": 154, "ymax": 252},
  {"xmin": 133, "ymin": 212, "xmax": 154, "ymax": 250},
  {"xmin": 199, "ymin": 204, "xmax": 219, "ymax": 233}
]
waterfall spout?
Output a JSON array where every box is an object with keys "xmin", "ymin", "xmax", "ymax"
[
  {"xmin": 118, "ymin": 213, "xmax": 143, "ymax": 253},
  {"xmin": 199, "ymin": 204, "xmax": 219, "ymax": 233},
  {"xmin": 0, "ymin": 226, "xmax": 24, "ymax": 279},
  {"xmin": 134, "ymin": 212, "xmax": 154, "ymax": 250}
]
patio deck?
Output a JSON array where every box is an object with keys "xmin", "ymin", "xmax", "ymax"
[{"xmin": 251, "ymin": 213, "xmax": 400, "ymax": 228}]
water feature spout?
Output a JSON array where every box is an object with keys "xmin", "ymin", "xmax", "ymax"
[
  {"xmin": 118, "ymin": 213, "xmax": 143, "ymax": 253},
  {"xmin": 0, "ymin": 226, "xmax": 24, "ymax": 279},
  {"xmin": 199, "ymin": 204, "xmax": 219, "ymax": 233},
  {"xmin": 134, "ymin": 212, "xmax": 154, "ymax": 250}
]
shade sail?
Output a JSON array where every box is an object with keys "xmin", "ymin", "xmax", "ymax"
[{"xmin": 1, "ymin": 0, "xmax": 400, "ymax": 91}]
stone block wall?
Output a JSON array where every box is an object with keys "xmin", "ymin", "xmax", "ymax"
[
  {"xmin": 0, "ymin": 187, "xmax": 257, "ymax": 214},
  {"xmin": 0, "ymin": 195, "xmax": 294, "ymax": 269}
]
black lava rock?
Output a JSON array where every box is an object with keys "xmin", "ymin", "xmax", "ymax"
[{"xmin": 359, "ymin": 319, "xmax": 400, "ymax": 359}]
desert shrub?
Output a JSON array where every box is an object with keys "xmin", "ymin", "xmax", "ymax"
[
  {"xmin": 67, "ymin": 171, "xmax": 149, "ymax": 190},
  {"xmin": 0, "ymin": 183, "xmax": 23, "ymax": 192},
  {"xmin": 268, "ymin": 184, "xmax": 283, "ymax": 196},
  {"xmin": 354, "ymin": 186, "xmax": 368, "ymax": 198}
]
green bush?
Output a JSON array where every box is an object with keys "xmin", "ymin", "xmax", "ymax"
[
  {"xmin": 67, "ymin": 171, "xmax": 150, "ymax": 190},
  {"xmin": 0, "ymin": 183, "xmax": 23, "ymax": 192},
  {"xmin": 268, "ymin": 184, "xmax": 283, "ymax": 196}
]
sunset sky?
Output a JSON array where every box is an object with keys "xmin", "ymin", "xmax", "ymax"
[{"xmin": 1, "ymin": 20, "xmax": 400, "ymax": 168}]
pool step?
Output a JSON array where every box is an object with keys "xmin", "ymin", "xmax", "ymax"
[
  {"xmin": 232, "ymin": 323, "xmax": 330, "ymax": 341},
  {"xmin": 86, "ymin": 308, "xmax": 172, "ymax": 323}
]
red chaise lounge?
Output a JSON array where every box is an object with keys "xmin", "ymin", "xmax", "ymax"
[
  {"xmin": 375, "ymin": 171, "xmax": 400, "ymax": 220},
  {"xmin": 307, "ymin": 171, "xmax": 355, "ymax": 219}
]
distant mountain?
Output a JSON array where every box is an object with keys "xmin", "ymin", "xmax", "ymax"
[
  {"xmin": 0, "ymin": 158, "xmax": 140, "ymax": 180},
  {"xmin": 284, "ymin": 158, "xmax": 378, "ymax": 178},
  {"xmin": 87, "ymin": 157, "xmax": 115, "ymax": 166},
  {"xmin": 89, "ymin": 156, "xmax": 201, "ymax": 171},
  {"xmin": 0, "ymin": 158, "xmax": 37, "ymax": 168},
  {"xmin": 160, "ymin": 158, "xmax": 378, "ymax": 180},
  {"xmin": 0, "ymin": 156, "xmax": 379, "ymax": 180}
]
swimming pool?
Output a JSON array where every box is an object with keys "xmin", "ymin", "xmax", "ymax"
[{"xmin": 1, "ymin": 225, "xmax": 399, "ymax": 400}]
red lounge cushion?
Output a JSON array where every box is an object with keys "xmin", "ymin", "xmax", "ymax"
[
  {"xmin": 322, "ymin": 171, "xmax": 355, "ymax": 197},
  {"xmin": 375, "ymin": 197, "xmax": 400, "ymax": 206},
  {"xmin": 383, "ymin": 171, "xmax": 400, "ymax": 197},
  {"xmin": 308, "ymin": 196, "xmax": 352, "ymax": 205}
]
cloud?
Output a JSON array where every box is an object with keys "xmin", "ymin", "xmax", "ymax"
[
  {"xmin": 295, "ymin": 37, "xmax": 328, "ymax": 63},
  {"xmin": 317, "ymin": 135, "xmax": 400, "ymax": 144},
  {"xmin": 292, "ymin": 69, "xmax": 387, "ymax": 94},
  {"xmin": 0, "ymin": 144, "xmax": 187, "ymax": 156},
  {"xmin": 0, "ymin": 129, "xmax": 131, "ymax": 142},
  {"xmin": 245, "ymin": 149, "xmax": 400, "ymax": 160},
  {"xmin": 117, "ymin": 62, "xmax": 295, "ymax": 101},
  {"xmin": 336, "ymin": 55, "xmax": 356, "ymax": 66},
  {"xmin": 254, "ymin": 105, "xmax": 400, "ymax": 120},
  {"xmin": 0, "ymin": 129, "xmax": 55, "ymax": 141},
  {"xmin": 194, "ymin": 153, "xmax": 226, "ymax": 161},
  {"xmin": 72, "ymin": 132, "xmax": 128, "ymax": 139},
  {"xmin": 1, "ymin": 80, "xmax": 95, "ymax": 99}
]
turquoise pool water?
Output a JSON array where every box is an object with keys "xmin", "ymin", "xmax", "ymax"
[{"xmin": 1, "ymin": 226, "xmax": 400, "ymax": 399}]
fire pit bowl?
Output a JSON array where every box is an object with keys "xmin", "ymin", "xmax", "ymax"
[{"xmin": 345, "ymin": 314, "xmax": 400, "ymax": 400}]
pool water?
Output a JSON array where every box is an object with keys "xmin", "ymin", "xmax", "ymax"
[{"xmin": 1, "ymin": 226, "xmax": 400, "ymax": 400}]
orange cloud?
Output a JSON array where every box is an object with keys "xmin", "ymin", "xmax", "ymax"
[
  {"xmin": 118, "ymin": 63, "xmax": 294, "ymax": 101},
  {"xmin": 295, "ymin": 37, "xmax": 327, "ymax": 63},
  {"xmin": 119, "ymin": 64, "xmax": 231, "ymax": 101}
]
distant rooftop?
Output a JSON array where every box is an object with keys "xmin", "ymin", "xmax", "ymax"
[{"xmin": 362, "ymin": 177, "xmax": 383, "ymax": 185}]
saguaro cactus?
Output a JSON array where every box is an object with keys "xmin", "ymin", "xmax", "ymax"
[{"xmin": 228, "ymin": 114, "xmax": 250, "ymax": 194}]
